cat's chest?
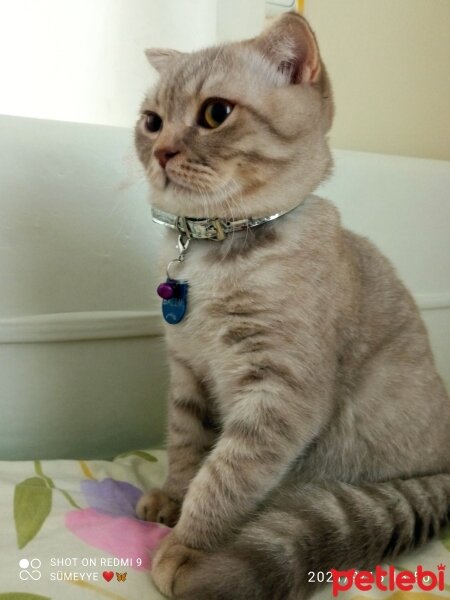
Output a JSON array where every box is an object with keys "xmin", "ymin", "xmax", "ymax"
[
  {"xmin": 156, "ymin": 202, "xmax": 330, "ymax": 382},
  {"xmin": 167, "ymin": 243, "xmax": 255, "ymax": 329},
  {"xmin": 160, "ymin": 235, "xmax": 281, "ymax": 368}
]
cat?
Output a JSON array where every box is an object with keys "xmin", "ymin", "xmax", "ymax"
[{"xmin": 134, "ymin": 12, "xmax": 450, "ymax": 600}]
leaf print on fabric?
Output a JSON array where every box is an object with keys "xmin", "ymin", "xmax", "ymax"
[
  {"xmin": 33, "ymin": 460, "xmax": 80, "ymax": 509},
  {"xmin": 115, "ymin": 450, "xmax": 157, "ymax": 463},
  {"xmin": 14, "ymin": 477, "xmax": 52, "ymax": 549},
  {"xmin": 78, "ymin": 460, "xmax": 96, "ymax": 480}
]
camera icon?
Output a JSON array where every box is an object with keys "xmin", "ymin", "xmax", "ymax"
[{"xmin": 19, "ymin": 558, "xmax": 42, "ymax": 581}]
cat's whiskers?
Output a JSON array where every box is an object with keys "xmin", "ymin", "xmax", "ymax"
[
  {"xmin": 231, "ymin": 178, "xmax": 252, "ymax": 254},
  {"xmin": 197, "ymin": 180, "xmax": 212, "ymax": 223},
  {"xmin": 215, "ymin": 178, "xmax": 242, "ymax": 262}
]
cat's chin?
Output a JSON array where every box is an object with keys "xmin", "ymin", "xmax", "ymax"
[
  {"xmin": 151, "ymin": 177, "xmax": 242, "ymax": 219},
  {"xmin": 165, "ymin": 178, "xmax": 192, "ymax": 194},
  {"xmin": 166, "ymin": 173, "xmax": 231, "ymax": 197},
  {"xmin": 160, "ymin": 173, "xmax": 212, "ymax": 196}
]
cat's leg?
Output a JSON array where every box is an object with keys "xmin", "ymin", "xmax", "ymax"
[
  {"xmin": 174, "ymin": 474, "xmax": 450, "ymax": 600},
  {"xmin": 136, "ymin": 356, "xmax": 217, "ymax": 526},
  {"xmin": 151, "ymin": 343, "xmax": 337, "ymax": 595}
]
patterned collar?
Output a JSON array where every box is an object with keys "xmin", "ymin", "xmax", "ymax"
[{"xmin": 151, "ymin": 202, "xmax": 303, "ymax": 242}]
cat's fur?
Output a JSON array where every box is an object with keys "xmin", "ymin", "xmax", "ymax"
[{"xmin": 134, "ymin": 13, "xmax": 450, "ymax": 599}]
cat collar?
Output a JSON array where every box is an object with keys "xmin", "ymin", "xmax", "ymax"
[
  {"xmin": 151, "ymin": 205, "xmax": 300, "ymax": 242},
  {"xmin": 153, "ymin": 202, "xmax": 301, "ymax": 325}
]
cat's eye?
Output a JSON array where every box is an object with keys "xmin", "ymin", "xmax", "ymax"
[
  {"xmin": 198, "ymin": 99, "xmax": 234, "ymax": 129},
  {"xmin": 143, "ymin": 111, "xmax": 162, "ymax": 133}
]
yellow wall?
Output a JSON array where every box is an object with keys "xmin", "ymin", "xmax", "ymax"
[{"xmin": 304, "ymin": 0, "xmax": 450, "ymax": 160}]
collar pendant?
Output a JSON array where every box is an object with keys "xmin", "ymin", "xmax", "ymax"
[{"xmin": 157, "ymin": 234, "xmax": 190, "ymax": 325}]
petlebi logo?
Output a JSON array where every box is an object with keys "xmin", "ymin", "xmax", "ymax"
[
  {"xmin": 330, "ymin": 564, "xmax": 446, "ymax": 596},
  {"xmin": 19, "ymin": 558, "xmax": 42, "ymax": 581}
]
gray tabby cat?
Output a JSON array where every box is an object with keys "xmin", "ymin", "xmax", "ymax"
[{"xmin": 134, "ymin": 12, "xmax": 450, "ymax": 600}]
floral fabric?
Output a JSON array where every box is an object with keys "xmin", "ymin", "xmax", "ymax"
[{"xmin": 0, "ymin": 449, "xmax": 448, "ymax": 600}]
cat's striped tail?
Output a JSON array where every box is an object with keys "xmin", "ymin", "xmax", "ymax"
[{"xmin": 177, "ymin": 473, "xmax": 450, "ymax": 600}]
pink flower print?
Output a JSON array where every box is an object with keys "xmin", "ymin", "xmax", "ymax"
[{"xmin": 65, "ymin": 478, "xmax": 170, "ymax": 570}]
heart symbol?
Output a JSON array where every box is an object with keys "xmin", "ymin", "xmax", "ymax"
[{"xmin": 103, "ymin": 571, "xmax": 114, "ymax": 582}]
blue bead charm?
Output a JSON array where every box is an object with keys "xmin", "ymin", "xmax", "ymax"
[{"xmin": 157, "ymin": 278, "xmax": 188, "ymax": 324}]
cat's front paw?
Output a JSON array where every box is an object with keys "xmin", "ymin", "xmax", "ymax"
[
  {"xmin": 136, "ymin": 489, "xmax": 181, "ymax": 527},
  {"xmin": 151, "ymin": 531, "xmax": 204, "ymax": 598}
]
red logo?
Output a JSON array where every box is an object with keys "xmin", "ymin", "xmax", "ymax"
[{"xmin": 330, "ymin": 564, "xmax": 446, "ymax": 596}]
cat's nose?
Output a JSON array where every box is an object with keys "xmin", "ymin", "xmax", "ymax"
[{"xmin": 154, "ymin": 147, "xmax": 179, "ymax": 169}]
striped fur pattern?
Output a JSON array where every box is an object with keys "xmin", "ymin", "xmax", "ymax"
[
  {"xmin": 134, "ymin": 13, "xmax": 450, "ymax": 599},
  {"xmin": 179, "ymin": 475, "xmax": 450, "ymax": 600}
]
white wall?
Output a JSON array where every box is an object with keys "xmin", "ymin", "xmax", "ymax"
[
  {"xmin": 2, "ymin": 0, "xmax": 448, "ymax": 155},
  {"xmin": 0, "ymin": 0, "xmax": 265, "ymax": 127},
  {"xmin": 217, "ymin": 0, "xmax": 266, "ymax": 42},
  {"xmin": 0, "ymin": 1, "xmax": 265, "ymax": 458},
  {"xmin": 303, "ymin": 0, "xmax": 450, "ymax": 161}
]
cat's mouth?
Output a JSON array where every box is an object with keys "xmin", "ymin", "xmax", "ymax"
[
  {"xmin": 164, "ymin": 169, "xmax": 224, "ymax": 196},
  {"xmin": 154, "ymin": 163, "xmax": 236, "ymax": 208},
  {"xmin": 164, "ymin": 172, "xmax": 193, "ymax": 193}
]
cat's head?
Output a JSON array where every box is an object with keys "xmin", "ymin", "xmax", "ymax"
[{"xmin": 135, "ymin": 13, "xmax": 333, "ymax": 219}]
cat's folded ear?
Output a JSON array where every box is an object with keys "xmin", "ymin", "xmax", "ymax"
[
  {"xmin": 253, "ymin": 12, "xmax": 334, "ymax": 129},
  {"xmin": 254, "ymin": 12, "xmax": 321, "ymax": 85},
  {"xmin": 145, "ymin": 48, "xmax": 185, "ymax": 73}
]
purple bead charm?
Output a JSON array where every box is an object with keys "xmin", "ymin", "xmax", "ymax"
[{"xmin": 157, "ymin": 281, "xmax": 175, "ymax": 300}]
